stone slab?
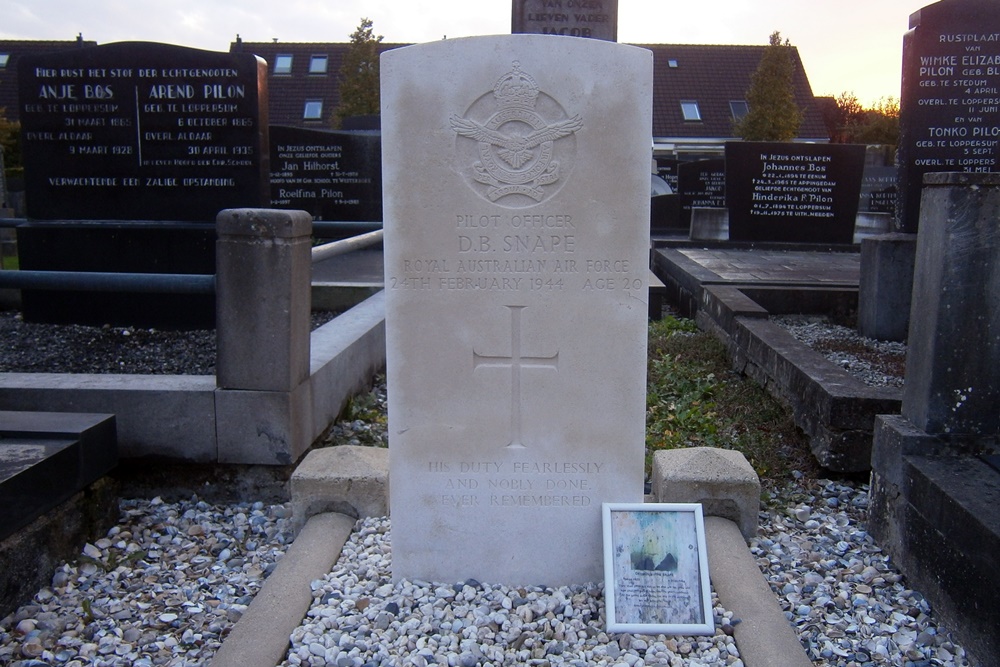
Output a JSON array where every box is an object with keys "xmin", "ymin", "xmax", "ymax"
[
  {"xmin": 651, "ymin": 447, "xmax": 760, "ymax": 540},
  {"xmin": 0, "ymin": 438, "xmax": 79, "ymax": 541},
  {"xmin": 0, "ymin": 374, "xmax": 217, "ymax": 461},
  {"xmin": 383, "ymin": 35, "xmax": 651, "ymax": 585},
  {"xmin": 290, "ymin": 446, "xmax": 389, "ymax": 534}
]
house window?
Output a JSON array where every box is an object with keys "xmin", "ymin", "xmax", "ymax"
[
  {"xmin": 0, "ymin": 54, "xmax": 9, "ymax": 68},
  {"xmin": 680, "ymin": 101, "xmax": 702, "ymax": 121},
  {"xmin": 730, "ymin": 100, "xmax": 749, "ymax": 121},
  {"xmin": 309, "ymin": 55, "xmax": 328, "ymax": 74},
  {"xmin": 303, "ymin": 100, "xmax": 324, "ymax": 120},
  {"xmin": 274, "ymin": 54, "xmax": 293, "ymax": 74}
]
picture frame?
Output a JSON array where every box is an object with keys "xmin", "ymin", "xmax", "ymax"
[{"xmin": 602, "ymin": 502, "xmax": 714, "ymax": 635}]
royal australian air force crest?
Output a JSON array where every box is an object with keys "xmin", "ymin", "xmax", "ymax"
[{"xmin": 451, "ymin": 62, "xmax": 582, "ymax": 206}]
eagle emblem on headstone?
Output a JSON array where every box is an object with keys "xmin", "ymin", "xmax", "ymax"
[{"xmin": 451, "ymin": 61, "xmax": 582, "ymax": 202}]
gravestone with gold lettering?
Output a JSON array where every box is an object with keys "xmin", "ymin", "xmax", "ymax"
[{"xmin": 382, "ymin": 35, "xmax": 651, "ymax": 585}]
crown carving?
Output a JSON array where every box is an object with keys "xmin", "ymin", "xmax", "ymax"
[{"xmin": 493, "ymin": 61, "xmax": 539, "ymax": 110}]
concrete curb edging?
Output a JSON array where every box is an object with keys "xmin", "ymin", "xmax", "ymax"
[
  {"xmin": 705, "ymin": 516, "xmax": 813, "ymax": 667},
  {"xmin": 211, "ymin": 511, "xmax": 357, "ymax": 667}
]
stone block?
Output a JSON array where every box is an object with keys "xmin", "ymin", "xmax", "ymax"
[
  {"xmin": 290, "ymin": 446, "xmax": 389, "ymax": 535},
  {"xmin": 857, "ymin": 233, "xmax": 916, "ymax": 342},
  {"xmin": 215, "ymin": 382, "xmax": 311, "ymax": 465},
  {"xmin": 651, "ymin": 447, "xmax": 760, "ymax": 540}
]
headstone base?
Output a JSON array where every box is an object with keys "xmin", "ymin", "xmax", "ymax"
[
  {"xmin": 870, "ymin": 414, "xmax": 1000, "ymax": 667},
  {"xmin": 857, "ymin": 233, "xmax": 916, "ymax": 342},
  {"xmin": 16, "ymin": 223, "xmax": 215, "ymax": 328},
  {"xmin": 689, "ymin": 207, "xmax": 729, "ymax": 241},
  {"xmin": 651, "ymin": 447, "xmax": 760, "ymax": 540}
]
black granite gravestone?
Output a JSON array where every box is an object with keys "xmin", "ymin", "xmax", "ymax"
[
  {"xmin": 19, "ymin": 41, "xmax": 267, "ymax": 221},
  {"xmin": 655, "ymin": 158, "xmax": 680, "ymax": 193},
  {"xmin": 678, "ymin": 159, "xmax": 726, "ymax": 226},
  {"xmin": 269, "ymin": 125, "xmax": 381, "ymax": 226},
  {"xmin": 897, "ymin": 0, "xmax": 1000, "ymax": 233},
  {"xmin": 725, "ymin": 142, "xmax": 865, "ymax": 244},
  {"xmin": 15, "ymin": 42, "xmax": 268, "ymax": 327},
  {"xmin": 511, "ymin": 0, "xmax": 618, "ymax": 41}
]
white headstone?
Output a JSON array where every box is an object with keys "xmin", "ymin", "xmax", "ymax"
[{"xmin": 382, "ymin": 35, "xmax": 652, "ymax": 586}]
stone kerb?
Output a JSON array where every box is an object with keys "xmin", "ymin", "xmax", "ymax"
[
  {"xmin": 290, "ymin": 446, "xmax": 389, "ymax": 535},
  {"xmin": 651, "ymin": 447, "xmax": 760, "ymax": 540}
]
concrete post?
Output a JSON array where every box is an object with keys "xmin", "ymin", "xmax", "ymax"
[
  {"xmin": 216, "ymin": 208, "xmax": 312, "ymax": 393},
  {"xmin": 857, "ymin": 233, "xmax": 916, "ymax": 342}
]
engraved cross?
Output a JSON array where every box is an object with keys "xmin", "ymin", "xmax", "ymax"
[{"xmin": 473, "ymin": 305, "xmax": 559, "ymax": 449}]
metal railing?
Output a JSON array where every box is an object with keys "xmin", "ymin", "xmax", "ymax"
[{"xmin": 0, "ymin": 219, "xmax": 383, "ymax": 294}]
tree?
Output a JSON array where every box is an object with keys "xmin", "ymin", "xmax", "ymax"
[
  {"xmin": 734, "ymin": 31, "xmax": 803, "ymax": 141},
  {"xmin": 830, "ymin": 93, "xmax": 899, "ymax": 147},
  {"xmin": 0, "ymin": 108, "xmax": 22, "ymax": 183},
  {"xmin": 332, "ymin": 17, "xmax": 383, "ymax": 128}
]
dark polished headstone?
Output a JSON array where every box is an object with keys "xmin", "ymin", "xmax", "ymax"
[
  {"xmin": 269, "ymin": 125, "xmax": 381, "ymax": 226},
  {"xmin": 16, "ymin": 41, "xmax": 268, "ymax": 327},
  {"xmin": 896, "ymin": 0, "xmax": 1000, "ymax": 233},
  {"xmin": 678, "ymin": 159, "xmax": 725, "ymax": 226},
  {"xmin": 511, "ymin": 0, "xmax": 618, "ymax": 41},
  {"xmin": 0, "ymin": 411, "xmax": 117, "ymax": 542},
  {"xmin": 725, "ymin": 141, "xmax": 865, "ymax": 244},
  {"xmin": 18, "ymin": 41, "xmax": 268, "ymax": 221}
]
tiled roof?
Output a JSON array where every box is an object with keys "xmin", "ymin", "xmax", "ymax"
[
  {"xmin": 0, "ymin": 38, "xmax": 829, "ymax": 143},
  {"xmin": 0, "ymin": 40, "xmax": 97, "ymax": 123},
  {"xmin": 234, "ymin": 40, "xmax": 828, "ymax": 141},
  {"xmin": 230, "ymin": 40, "xmax": 407, "ymax": 127},
  {"xmin": 639, "ymin": 43, "xmax": 829, "ymax": 141}
]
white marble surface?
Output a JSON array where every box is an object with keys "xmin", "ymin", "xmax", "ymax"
[{"xmin": 382, "ymin": 35, "xmax": 652, "ymax": 585}]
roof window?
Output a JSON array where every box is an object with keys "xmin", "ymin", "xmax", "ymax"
[
  {"xmin": 0, "ymin": 54, "xmax": 9, "ymax": 68},
  {"xmin": 667, "ymin": 59, "xmax": 678, "ymax": 68},
  {"xmin": 309, "ymin": 55, "xmax": 328, "ymax": 74},
  {"xmin": 680, "ymin": 101, "xmax": 702, "ymax": 122},
  {"xmin": 730, "ymin": 100, "xmax": 749, "ymax": 121},
  {"xmin": 274, "ymin": 54, "xmax": 293, "ymax": 74},
  {"xmin": 303, "ymin": 100, "xmax": 324, "ymax": 120}
]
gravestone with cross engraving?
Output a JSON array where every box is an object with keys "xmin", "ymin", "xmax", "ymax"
[{"xmin": 382, "ymin": 35, "xmax": 652, "ymax": 585}]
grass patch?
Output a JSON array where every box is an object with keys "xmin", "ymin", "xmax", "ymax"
[{"xmin": 646, "ymin": 316, "xmax": 819, "ymax": 487}]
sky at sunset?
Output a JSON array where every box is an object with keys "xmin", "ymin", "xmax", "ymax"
[{"xmin": 3, "ymin": 0, "xmax": 932, "ymax": 105}]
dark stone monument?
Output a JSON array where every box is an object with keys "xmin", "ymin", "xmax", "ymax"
[
  {"xmin": 725, "ymin": 141, "xmax": 865, "ymax": 244},
  {"xmin": 15, "ymin": 41, "xmax": 268, "ymax": 327},
  {"xmin": 677, "ymin": 159, "xmax": 725, "ymax": 226},
  {"xmin": 896, "ymin": 0, "xmax": 1000, "ymax": 233},
  {"xmin": 269, "ymin": 125, "xmax": 381, "ymax": 225},
  {"xmin": 858, "ymin": 146, "xmax": 897, "ymax": 215},
  {"xmin": 870, "ymin": 173, "xmax": 1000, "ymax": 667},
  {"xmin": 654, "ymin": 158, "xmax": 680, "ymax": 193},
  {"xmin": 511, "ymin": 0, "xmax": 618, "ymax": 41}
]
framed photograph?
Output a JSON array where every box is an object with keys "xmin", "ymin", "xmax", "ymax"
[{"xmin": 602, "ymin": 503, "xmax": 714, "ymax": 635}]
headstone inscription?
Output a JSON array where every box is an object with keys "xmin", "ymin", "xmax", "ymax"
[
  {"xmin": 269, "ymin": 125, "xmax": 382, "ymax": 224},
  {"xmin": 896, "ymin": 0, "xmax": 1000, "ymax": 233},
  {"xmin": 382, "ymin": 35, "xmax": 652, "ymax": 586},
  {"xmin": 677, "ymin": 159, "xmax": 726, "ymax": 226},
  {"xmin": 15, "ymin": 42, "xmax": 267, "ymax": 327},
  {"xmin": 512, "ymin": 0, "xmax": 618, "ymax": 42},
  {"xmin": 18, "ymin": 41, "xmax": 267, "ymax": 221},
  {"xmin": 725, "ymin": 141, "xmax": 865, "ymax": 244},
  {"xmin": 858, "ymin": 146, "xmax": 897, "ymax": 216}
]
